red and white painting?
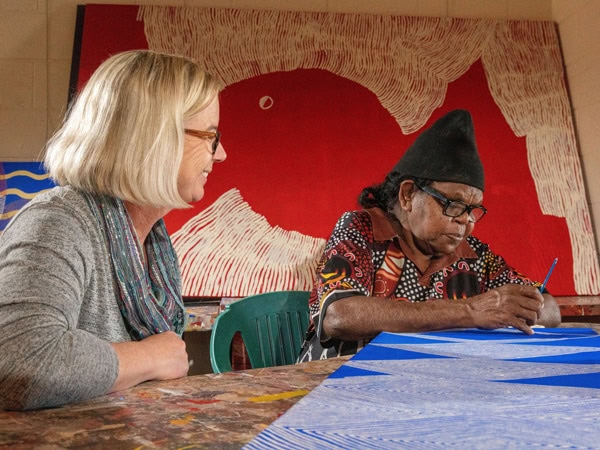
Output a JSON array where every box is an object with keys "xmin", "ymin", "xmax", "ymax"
[{"xmin": 70, "ymin": 4, "xmax": 599, "ymax": 297}]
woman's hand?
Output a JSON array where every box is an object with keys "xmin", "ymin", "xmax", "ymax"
[
  {"xmin": 466, "ymin": 284, "xmax": 544, "ymax": 334},
  {"xmin": 138, "ymin": 331, "xmax": 190, "ymax": 380},
  {"xmin": 109, "ymin": 331, "xmax": 189, "ymax": 393}
]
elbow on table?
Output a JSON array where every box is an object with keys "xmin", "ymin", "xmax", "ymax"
[
  {"xmin": 321, "ymin": 301, "xmax": 355, "ymax": 341},
  {"xmin": 0, "ymin": 373, "xmax": 45, "ymax": 411},
  {"xmin": 540, "ymin": 295, "xmax": 562, "ymax": 328},
  {"xmin": 0, "ymin": 371, "xmax": 108, "ymax": 411},
  {"xmin": 0, "ymin": 347, "xmax": 115, "ymax": 411}
]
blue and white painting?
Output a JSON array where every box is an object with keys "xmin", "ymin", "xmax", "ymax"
[{"xmin": 247, "ymin": 328, "xmax": 600, "ymax": 449}]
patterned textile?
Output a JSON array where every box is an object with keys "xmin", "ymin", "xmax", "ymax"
[
  {"xmin": 298, "ymin": 207, "xmax": 539, "ymax": 361},
  {"xmin": 82, "ymin": 192, "xmax": 185, "ymax": 340}
]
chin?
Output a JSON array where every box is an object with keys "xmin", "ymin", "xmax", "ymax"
[
  {"xmin": 433, "ymin": 244, "xmax": 458, "ymax": 257},
  {"xmin": 179, "ymin": 190, "xmax": 205, "ymax": 205},
  {"xmin": 191, "ymin": 185, "xmax": 206, "ymax": 201}
]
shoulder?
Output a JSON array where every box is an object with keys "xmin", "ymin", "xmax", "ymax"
[
  {"xmin": 25, "ymin": 186, "xmax": 90, "ymax": 213},
  {"xmin": 1, "ymin": 186, "xmax": 103, "ymax": 255},
  {"xmin": 5, "ymin": 186, "xmax": 95, "ymax": 231},
  {"xmin": 465, "ymin": 235, "xmax": 491, "ymax": 256},
  {"xmin": 324, "ymin": 210, "xmax": 378, "ymax": 250},
  {"xmin": 334, "ymin": 209, "xmax": 373, "ymax": 228},
  {"xmin": 331, "ymin": 210, "xmax": 375, "ymax": 238}
]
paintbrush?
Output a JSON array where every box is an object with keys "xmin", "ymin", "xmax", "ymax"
[{"xmin": 539, "ymin": 257, "xmax": 558, "ymax": 293}]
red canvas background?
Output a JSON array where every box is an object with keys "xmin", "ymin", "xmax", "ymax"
[{"xmin": 74, "ymin": 4, "xmax": 575, "ymax": 294}]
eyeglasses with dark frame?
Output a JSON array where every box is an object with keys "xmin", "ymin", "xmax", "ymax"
[
  {"xmin": 184, "ymin": 128, "xmax": 221, "ymax": 155},
  {"xmin": 416, "ymin": 183, "xmax": 487, "ymax": 223}
]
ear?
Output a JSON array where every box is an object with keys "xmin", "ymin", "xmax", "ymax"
[{"xmin": 398, "ymin": 180, "xmax": 417, "ymax": 211}]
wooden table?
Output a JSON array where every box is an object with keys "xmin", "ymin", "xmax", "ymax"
[
  {"xmin": 556, "ymin": 296, "xmax": 600, "ymax": 322},
  {"xmin": 3, "ymin": 319, "xmax": 597, "ymax": 449},
  {"xmin": 185, "ymin": 296, "xmax": 600, "ymax": 330},
  {"xmin": 0, "ymin": 358, "xmax": 347, "ymax": 449}
]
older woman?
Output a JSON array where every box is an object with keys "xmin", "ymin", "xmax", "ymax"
[
  {"xmin": 298, "ymin": 109, "xmax": 561, "ymax": 362},
  {"xmin": 0, "ymin": 50, "xmax": 226, "ymax": 410}
]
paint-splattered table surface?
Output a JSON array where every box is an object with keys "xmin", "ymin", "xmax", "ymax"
[{"xmin": 0, "ymin": 357, "xmax": 347, "ymax": 449}]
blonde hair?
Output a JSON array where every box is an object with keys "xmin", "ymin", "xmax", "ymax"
[{"xmin": 45, "ymin": 50, "xmax": 222, "ymax": 209}]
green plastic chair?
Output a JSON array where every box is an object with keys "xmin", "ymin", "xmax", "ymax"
[{"xmin": 209, "ymin": 290, "xmax": 310, "ymax": 373}]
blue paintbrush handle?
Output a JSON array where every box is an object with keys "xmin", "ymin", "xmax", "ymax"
[{"xmin": 540, "ymin": 257, "xmax": 558, "ymax": 293}]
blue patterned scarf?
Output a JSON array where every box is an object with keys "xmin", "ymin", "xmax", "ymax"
[{"xmin": 82, "ymin": 191, "xmax": 185, "ymax": 340}]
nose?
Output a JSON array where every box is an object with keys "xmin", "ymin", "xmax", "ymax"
[
  {"xmin": 453, "ymin": 210, "xmax": 471, "ymax": 225},
  {"xmin": 213, "ymin": 142, "xmax": 227, "ymax": 162}
]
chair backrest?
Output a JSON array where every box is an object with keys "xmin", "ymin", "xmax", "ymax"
[{"xmin": 209, "ymin": 290, "xmax": 310, "ymax": 373}]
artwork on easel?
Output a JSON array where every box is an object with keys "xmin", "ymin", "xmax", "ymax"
[
  {"xmin": 62, "ymin": 4, "xmax": 599, "ymax": 297},
  {"xmin": 0, "ymin": 162, "xmax": 55, "ymax": 234}
]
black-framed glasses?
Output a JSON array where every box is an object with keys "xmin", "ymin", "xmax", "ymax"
[
  {"xmin": 417, "ymin": 183, "xmax": 487, "ymax": 223},
  {"xmin": 184, "ymin": 128, "xmax": 221, "ymax": 155}
]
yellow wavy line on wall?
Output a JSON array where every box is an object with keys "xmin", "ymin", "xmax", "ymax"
[
  {"xmin": 0, "ymin": 187, "xmax": 51, "ymax": 219},
  {"xmin": 0, "ymin": 188, "xmax": 51, "ymax": 199},
  {"xmin": 0, "ymin": 209, "xmax": 18, "ymax": 220},
  {"xmin": 0, "ymin": 170, "xmax": 49, "ymax": 181}
]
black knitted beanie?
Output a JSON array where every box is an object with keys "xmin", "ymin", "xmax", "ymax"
[{"xmin": 392, "ymin": 109, "xmax": 485, "ymax": 191}]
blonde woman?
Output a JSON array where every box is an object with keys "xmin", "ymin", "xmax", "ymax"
[{"xmin": 0, "ymin": 50, "xmax": 226, "ymax": 410}]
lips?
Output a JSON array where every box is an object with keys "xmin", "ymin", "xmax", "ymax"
[{"xmin": 445, "ymin": 234, "xmax": 463, "ymax": 243}]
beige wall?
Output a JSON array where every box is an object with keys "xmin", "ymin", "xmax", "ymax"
[
  {"xmin": 553, "ymin": 0, "xmax": 600, "ymax": 257},
  {"xmin": 1, "ymin": 0, "xmax": 598, "ymax": 257}
]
